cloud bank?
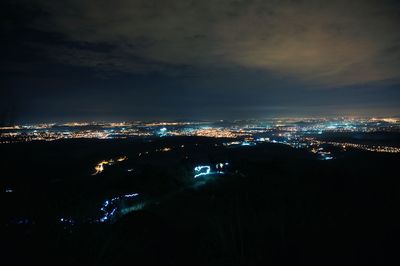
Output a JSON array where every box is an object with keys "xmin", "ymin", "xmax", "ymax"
[{"xmin": 27, "ymin": 0, "xmax": 400, "ymax": 87}]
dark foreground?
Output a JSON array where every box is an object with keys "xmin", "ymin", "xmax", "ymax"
[{"xmin": 1, "ymin": 136, "xmax": 399, "ymax": 265}]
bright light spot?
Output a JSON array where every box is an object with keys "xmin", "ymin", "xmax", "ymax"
[
  {"xmin": 158, "ymin": 127, "xmax": 168, "ymax": 136},
  {"xmin": 124, "ymin": 193, "xmax": 139, "ymax": 198},
  {"xmin": 93, "ymin": 161, "xmax": 108, "ymax": 175},
  {"xmin": 194, "ymin": 165, "xmax": 211, "ymax": 178},
  {"xmin": 92, "ymin": 156, "xmax": 128, "ymax": 175},
  {"xmin": 59, "ymin": 217, "xmax": 75, "ymax": 225},
  {"xmin": 117, "ymin": 156, "xmax": 127, "ymax": 162}
]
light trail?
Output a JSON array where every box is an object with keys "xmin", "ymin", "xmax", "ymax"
[
  {"xmin": 194, "ymin": 166, "xmax": 211, "ymax": 178},
  {"xmin": 98, "ymin": 192, "xmax": 140, "ymax": 223},
  {"xmin": 92, "ymin": 156, "xmax": 128, "ymax": 175}
]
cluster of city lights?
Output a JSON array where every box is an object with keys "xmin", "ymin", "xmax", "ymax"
[
  {"xmin": 318, "ymin": 141, "xmax": 400, "ymax": 154},
  {"xmin": 1, "ymin": 119, "xmax": 399, "ymax": 158}
]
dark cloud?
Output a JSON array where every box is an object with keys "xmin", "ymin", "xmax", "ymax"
[
  {"xmin": 1, "ymin": 0, "xmax": 399, "ymax": 122},
  {"xmin": 27, "ymin": 0, "xmax": 400, "ymax": 86}
]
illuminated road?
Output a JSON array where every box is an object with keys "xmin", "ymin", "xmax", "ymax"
[{"xmin": 92, "ymin": 156, "xmax": 128, "ymax": 175}]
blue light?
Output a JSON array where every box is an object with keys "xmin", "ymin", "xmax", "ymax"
[
  {"xmin": 16, "ymin": 219, "xmax": 30, "ymax": 225},
  {"xmin": 124, "ymin": 193, "xmax": 139, "ymax": 198},
  {"xmin": 59, "ymin": 217, "xmax": 75, "ymax": 225},
  {"xmin": 194, "ymin": 165, "xmax": 211, "ymax": 178},
  {"xmin": 98, "ymin": 192, "xmax": 140, "ymax": 223},
  {"xmin": 158, "ymin": 127, "xmax": 168, "ymax": 137}
]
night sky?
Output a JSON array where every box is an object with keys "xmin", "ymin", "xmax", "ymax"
[{"xmin": 1, "ymin": 0, "xmax": 400, "ymax": 124}]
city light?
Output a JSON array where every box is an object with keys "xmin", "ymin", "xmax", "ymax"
[{"xmin": 1, "ymin": 119, "xmax": 399, "ymax": 156}]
